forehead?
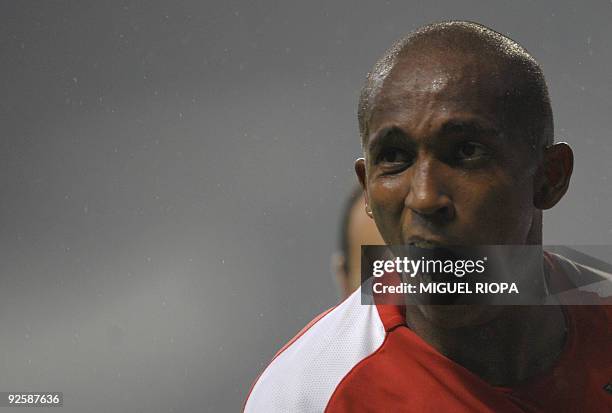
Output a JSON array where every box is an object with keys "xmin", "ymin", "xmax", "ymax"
[{"xmin": 368, "ymin": 52, "xmax": 512, "ymax": 139}]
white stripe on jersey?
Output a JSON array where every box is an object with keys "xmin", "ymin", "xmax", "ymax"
[{"xmin": 244, "ymin": 287, "xmax": 386, "ymax": 412}]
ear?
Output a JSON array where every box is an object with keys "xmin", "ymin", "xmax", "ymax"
[
  {"xmin": 355, "ymin": 158, "xmax": 373, "ymax": 218},
  {"xmin": 331, "ymin": 252, "xmax": 352, "ymax": 299},
  {"xmin": 534, "ymin": 142, "xmax": 573, "ymax": 209}
]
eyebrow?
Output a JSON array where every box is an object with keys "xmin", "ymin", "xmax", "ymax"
[
  {"xmin": 440, "ymin": 119, "xmax": 499, "ymax": 138},
  {"xmin": 367, "ymin": 118, "xmax": 500, "ymax": 153},
  {"xmin": 367, "ymin": 126, "xmax": 407, "ymax": 153}
]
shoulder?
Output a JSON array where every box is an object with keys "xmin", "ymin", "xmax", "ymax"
[
  {"xmin": 545, "ymin": 251, "xmax": 612, "ymax": 307},
  {"xmin": 243, "ymin": 288, "xmax": 387, "ymax": 413}
]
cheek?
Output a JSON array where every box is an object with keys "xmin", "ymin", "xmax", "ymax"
[
  {"xmin": 461, "ymin": 176, "xmax": 535, "ymax": 242},
  {"xmin": 368, "ymin": 177, "xmax": 408, "ymax": 243}
]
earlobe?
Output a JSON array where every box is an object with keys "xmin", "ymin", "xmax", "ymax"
[
  {"xmin": 355, "ymin": 158, "xmax": 373, "ymax": 218},
  {"xmin": 534, "ymin": 143, "xmax": 574, "ymax": 209}
]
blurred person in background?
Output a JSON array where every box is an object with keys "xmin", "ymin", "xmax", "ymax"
[{"xmin": 333, "ymin": 186, "xmax": 385, "ymax": 299}]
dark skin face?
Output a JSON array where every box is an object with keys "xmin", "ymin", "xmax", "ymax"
[{"xmin": 355, "ymin": 51, "xmax": 573, "ymax": 329}]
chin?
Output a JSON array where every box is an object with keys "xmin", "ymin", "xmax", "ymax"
[{"xmin": 417, "ymin": 304, "xmax": 505, "ymax": 329}]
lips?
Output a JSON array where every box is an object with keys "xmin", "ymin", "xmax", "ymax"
[
  {"xmin": 406, "ymin": 236, "xmax": 446, "ymax": 249},
  {"xmin": 409, "ymin": 240, "xmax": 440, "ymax": 249},
  {"xmin": 403, "ymin": 239, "xmax": 457, "ymax": 282}
]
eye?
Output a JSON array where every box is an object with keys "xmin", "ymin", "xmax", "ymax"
[
  {"xmin": 377, "ymin": 147, "xmax": 414, "ymax": 165},
  {"xmin": 456, "ymin": 142, "xmax": 488, "ymax": 160}
]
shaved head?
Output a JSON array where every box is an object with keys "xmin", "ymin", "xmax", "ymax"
[{"xmin": 358, "ymin": 21, "xmax": 553, "ymax": 155}]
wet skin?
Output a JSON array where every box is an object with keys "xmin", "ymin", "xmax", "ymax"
[{"xmin": 355, "ymin": 49, "xmax": 573, "ymax": 385}]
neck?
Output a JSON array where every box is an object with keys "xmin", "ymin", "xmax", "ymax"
[
  {"xmin": 404, "ymin": 304, "xmax": 567, "ymax": 386},
  {"xmin": 403, "ymin": 253, "xmax": 567, "ymax": 386}
]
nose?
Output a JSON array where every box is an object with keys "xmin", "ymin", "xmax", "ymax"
[{"xmin": 404, "ymin": 157, "xmax": 455, "ymax": 222}]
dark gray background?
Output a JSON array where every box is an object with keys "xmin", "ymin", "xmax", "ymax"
[{"xmin": 1, "ymin": 1, "xmax": 611, "ymax": 412}]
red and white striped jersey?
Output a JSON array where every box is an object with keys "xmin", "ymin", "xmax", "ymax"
[{"xmin": 244, "ymin": 253, "xmax": 612, "ymax": 412}]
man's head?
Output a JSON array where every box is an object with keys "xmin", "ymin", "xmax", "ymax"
[
  {"xmin": 334, "ymin": 186, "xmax": 385, "ymax": 299},
  {"xmin": 354, "ymin": 21, "xmax": 573, "ymax": 326},
  {"xmin": 358, "ymin": 22, "xmax": 556, "ymax": 154}
]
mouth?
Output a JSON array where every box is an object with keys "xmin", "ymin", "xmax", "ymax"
[
  {"xmin": 408, "ymin": 240, "xmax": 440, "ymax": 249},
  {"xmin": 405, "ymin": 238, "xmax": 455, "ymax": 282},
  {"xmin": 406, "ymin": 237, "xmax": 445, "ymax": 249}
]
